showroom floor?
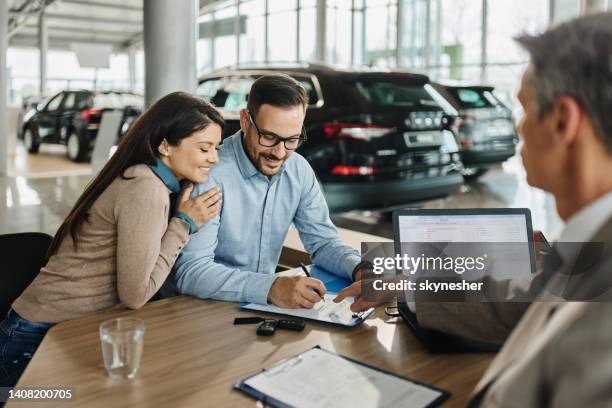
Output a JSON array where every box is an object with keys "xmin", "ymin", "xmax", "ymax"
[
  {"xmin": 9, "ymin": 143, "xmax": 92, "ymax": 178},
  {"xmin": 0, "ymin": 148, "xmax": 564, "ymax": 241}
]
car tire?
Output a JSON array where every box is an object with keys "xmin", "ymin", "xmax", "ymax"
[
  {"xmin": 23, "ymin": 128, "xmax": 40, "ymax": 154},
  {"xmin": 462, "ymin": 167, "xmax": 488, "ymax": 180},
  {"xmin": 66, "ymin": 131, "xmax": 88, "ymax": 162}
]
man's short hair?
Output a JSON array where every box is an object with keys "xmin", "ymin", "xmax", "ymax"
[
  {"xmin": 516, "ymin": 12, "xmax": 612, "ymax": 150},
  {"xmin": 247, "ymin": 74, "xmax": 309, "ymax": 118}
]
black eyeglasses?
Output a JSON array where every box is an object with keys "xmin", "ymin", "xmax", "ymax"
[{"xmin": 247, "ymin": 111, "xmax": 307, "ymax": 150}]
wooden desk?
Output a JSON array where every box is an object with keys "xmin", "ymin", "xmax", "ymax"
[
  {"xmin": 9, "ymin": 296, "xmax": 492, "ymax": 408},
  {"xmin": 9, "ymin": 230, "xmax": 492, "ymax": 407}
]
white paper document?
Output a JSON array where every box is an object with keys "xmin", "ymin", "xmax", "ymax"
[
  {"xmin": 242, "ymin": 266, "xmax": 373, "ymax": 326},
  {"xmin": 242, "ymin": 294, "xmax": 374, "ymax": 327},
  {"xmin": 243, "ymin": 348, "xmax": 445, "ymax": 408}
]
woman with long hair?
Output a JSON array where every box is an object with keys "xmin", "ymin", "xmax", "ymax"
[{"xmin": 0, "ymin": 92, "xmax": 224, "ymax": 387}]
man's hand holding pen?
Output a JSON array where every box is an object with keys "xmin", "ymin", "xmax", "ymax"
[{"xmin": 267, "ymin": 263, "xmax": 326, "ymax": 309}]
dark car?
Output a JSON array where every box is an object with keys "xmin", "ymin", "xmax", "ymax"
[
  {"xmin": 432, "ymin": 84, "xmax": 518, "ymax": 179},
  {"xmin": 197, "ymin": 64, "xmax": 464, "ymax": 213},
  {"xmin": 19, "ymin": 90, "xmax": 143, "ymax": 162}
]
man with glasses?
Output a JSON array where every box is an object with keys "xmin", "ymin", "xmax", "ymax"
[{"xmin": 166, "ymin": 74, "xmax": 365, "ymax": 308}]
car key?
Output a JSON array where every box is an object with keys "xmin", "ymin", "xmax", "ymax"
[
  {"xmin": 234, "ymin": 317, "xmax": 264, "ymax": 325},
  {"xmin": 256, "ymin": 319, "xmax": 278, "ymax": 336},
  {"xmin": 277, "ymin": 319, "xmax": 306, "ymax": 331}
]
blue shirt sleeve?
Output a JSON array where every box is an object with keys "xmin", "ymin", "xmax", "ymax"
[
  {"xmin": 171, "ymin": 181, "xmax": 277, "ymax": 304},
  {"xmin": 292, "ymin": 159, "xmax": 361, "ymax": 281}
]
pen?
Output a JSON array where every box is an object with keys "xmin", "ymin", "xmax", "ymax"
[
  {"xmin": 300, "ymin": 263, "xmax": 324, "ymax": 300},
  {"xmin": 299, "ymin": 262, "xmax": 311, "ymax": 278}
]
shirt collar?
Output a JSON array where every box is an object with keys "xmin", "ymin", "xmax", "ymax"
[
  {"xmin": 150, "ymin": 157, "xmax": 181, "ymax": 193},
  {"xmin": 231, "ymin": 131, "xmax": 286, "ymax": 181},
  {"xmin": 559, "ymin": 190, "xmax": 612, "ymax": 243}
]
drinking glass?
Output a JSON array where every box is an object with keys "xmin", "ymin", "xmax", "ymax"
[{"xmin": 99, "ymin": 317, "xmax": 145, "ymax": 380}]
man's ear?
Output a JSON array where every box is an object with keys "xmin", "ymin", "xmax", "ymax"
[
  {"xmin": 158, "ymin": 138, "xmax": 171, "ymax": 157},
  {"xmin": 551, "ymin": 96, "xmax": 581, "ymax": 146},
  {"xmin": 239, "ymin": 109, "xmax": 250, "ymax": 134}
]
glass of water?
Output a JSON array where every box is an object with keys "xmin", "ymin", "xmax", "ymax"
[{"xmin": 99, "ymin": 317, "xmax": 145, "ymax": 380}]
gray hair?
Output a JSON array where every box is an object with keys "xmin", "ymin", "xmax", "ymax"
[{"xmin": 516, "ymin": 12, "xmax": 612, "ymax": 150}]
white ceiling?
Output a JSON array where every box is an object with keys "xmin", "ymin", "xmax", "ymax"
[
  {"xmin": 8, "ymin": 0, "xmax": 143, "ymax": 51},
  {"xmin": 7, "ymin": 0, "xmax": 232, "ymax": 52}
]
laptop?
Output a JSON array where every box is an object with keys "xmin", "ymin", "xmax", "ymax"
[{"xmin": 392, "ymin": 208, "xmax": 536, "ymax": 353}]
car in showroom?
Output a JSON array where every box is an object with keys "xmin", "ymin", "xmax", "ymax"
[
  {"xmin": 197, "ymin": 64, "xmax": 464, "ymax": 213},
  {"xmin": 19, "ymin": 90, "xmax": 143, "ymax": 162},
  {"xmin": 432, "ymin": 83, "xmax": 518, "ymax": 179}
]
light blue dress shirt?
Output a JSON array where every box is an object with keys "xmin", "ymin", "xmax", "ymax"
[{"xmin": 169, "ymin": 131, "xmax": 361, "ymax": 304}]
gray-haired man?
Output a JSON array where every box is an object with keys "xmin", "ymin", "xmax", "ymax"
[{"xmin": 338, "ymin": 12, "xmax": 612, "ymax": 407}]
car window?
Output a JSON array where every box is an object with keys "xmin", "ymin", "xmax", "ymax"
[
  {"xmin": 63, "ymin": 93, "xmax": 76, "ymax": 110},
  {"xmin": 220, "ymin": 76, "xmax": 252, "ymax": 110},
  {"xmin": 449, "ymin": 88, "xmax": 495, "ymax": 109},
  {"xmin": 197, "ymin": 78, "xmax": 221, "ymax": 101},
  {"xmin": 74, "ymin": 92, "xmax": 90, "ymax": 109},
  {"xmin": 296, "ymin": 78, "xmax": 319, "ymax": 106},
  {"xmin": 46, "ymin": 93, "xmax": 64, "ymax": 111},
  {"xmin": 354, "ymin": 81, "xmax": 439, "ymax": 108},
  {"xmin": 199, "ymin": 74, "xmax": 321, "ymax": 109}
]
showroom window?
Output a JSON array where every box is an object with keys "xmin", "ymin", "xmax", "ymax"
[
  {"xmin": 268, "ymin": 0, "xmax": 298, "ymax": 62},
  {"xmin": 239, "ymin": 0, "xmax": 266, "ymax": 64},
  {"xmin": 364, "ymin": 0, "xmax": 397, "ymax": 67},
  {"xmin": 326, "ymin": 0, "xmax": 353, "ymax": 65}
]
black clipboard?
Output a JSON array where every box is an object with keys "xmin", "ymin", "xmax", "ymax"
[{"xmin": 234, "ymin": 346, "xmax": 451, "ymax": 408}]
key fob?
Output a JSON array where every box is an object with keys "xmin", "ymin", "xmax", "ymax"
[
  {"xmin": 234, "ymin": 317, "xmax": 264, "ymax": 325},
  {"xmin": 277, "ymin": 319, "xmax": 306, "ymax": 331},
  {"xmin": 256, "ymin": 319, "xmax": 278, "ymax": 336}
]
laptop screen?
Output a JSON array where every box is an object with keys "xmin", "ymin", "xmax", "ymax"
[
  {"xmin": 397, "ymin": 214, "xmax": 530, "ymax": 243},
  {"xmin": 393, "ymin": 209, "xmax": 536, "ymax": 282}
]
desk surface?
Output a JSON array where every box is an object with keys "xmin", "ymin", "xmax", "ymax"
[
  {"xmin": 10, "ymin": 296, "xmax": 492, "ymax": 408},
  {"xmin": 9, "ymin": 229, "xmax": 491, "ymax": 407}
]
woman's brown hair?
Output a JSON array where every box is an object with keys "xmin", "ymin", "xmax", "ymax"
[{"xmin": 46, "ymin": 92, "xmax": 224, "ymax": 259}]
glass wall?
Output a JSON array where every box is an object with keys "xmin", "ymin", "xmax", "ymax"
[
  {"xmin": 7, "ymin": 0, "xmax": 602, "ymax": 107},
  {"xmin": 7, "ymin": 48, "xmax": 133, "ymax": 106},
  {"xmin": 195, "ymin": 0, "xmax": 607, "ymax": 112}
]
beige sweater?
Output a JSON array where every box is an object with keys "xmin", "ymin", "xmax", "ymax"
[{"xmin": 13, "ymin": 164, "xmax": 190, "ymax": 323}]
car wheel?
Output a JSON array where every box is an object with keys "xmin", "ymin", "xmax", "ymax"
[
  {"xmin": 23, "ymin": 128, "xmax": 40, "ymax": 153},
  {"xmin": 462, "ymin": 167, "xmax": 488, "ymax": 180},
  {"xmin": 66, "ymin": 131, "xmax": 88, "ymax": 162}
]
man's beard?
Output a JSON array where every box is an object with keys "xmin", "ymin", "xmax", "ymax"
[{"xmin": 257, "ymin": 151, "xmax": 288, "ymax": 176}]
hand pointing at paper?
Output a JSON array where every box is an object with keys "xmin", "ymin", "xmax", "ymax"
[{"xmin": 333, "ymin": 281, "xmax": 383, "ymax": 313}]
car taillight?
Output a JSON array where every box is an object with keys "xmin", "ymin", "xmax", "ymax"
[
  {"xmin": 322, "ymin": 122, "xmax": 393, "ymax": 141},
  {"xmin": 460, "ymin": 139, "xmax": 474, "ymax": 149},
  {"xmin": 80, "ymin": 108, "xmax": 101, "ymax": 121},
  {"xmin": 330, "ymin": 165, "xmax": 377, "ymax": 176}
]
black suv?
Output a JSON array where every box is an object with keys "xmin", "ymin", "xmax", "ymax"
[
  {"xmin": 432, "ymin": 84, "xmax": 518, "ymax": 179},
  {"xmin": 198, "ymin": 64, "xmax": 464, "ymax": 213},
  {"xmin": 19, "ymin": 90, "xmax": 143, "ymax": 162}
]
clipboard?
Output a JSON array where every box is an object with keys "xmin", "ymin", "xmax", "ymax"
[
  {"xmin": 234, "ymin": 346, "xmax": 450, "ymax": 408},
  {"xmin": 241, "ymin": 294, "xmax": 375, "ymax": 327},
  {"xmin": 240, "ymin": 265, "xmax": 373, "ymax": 327}
]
